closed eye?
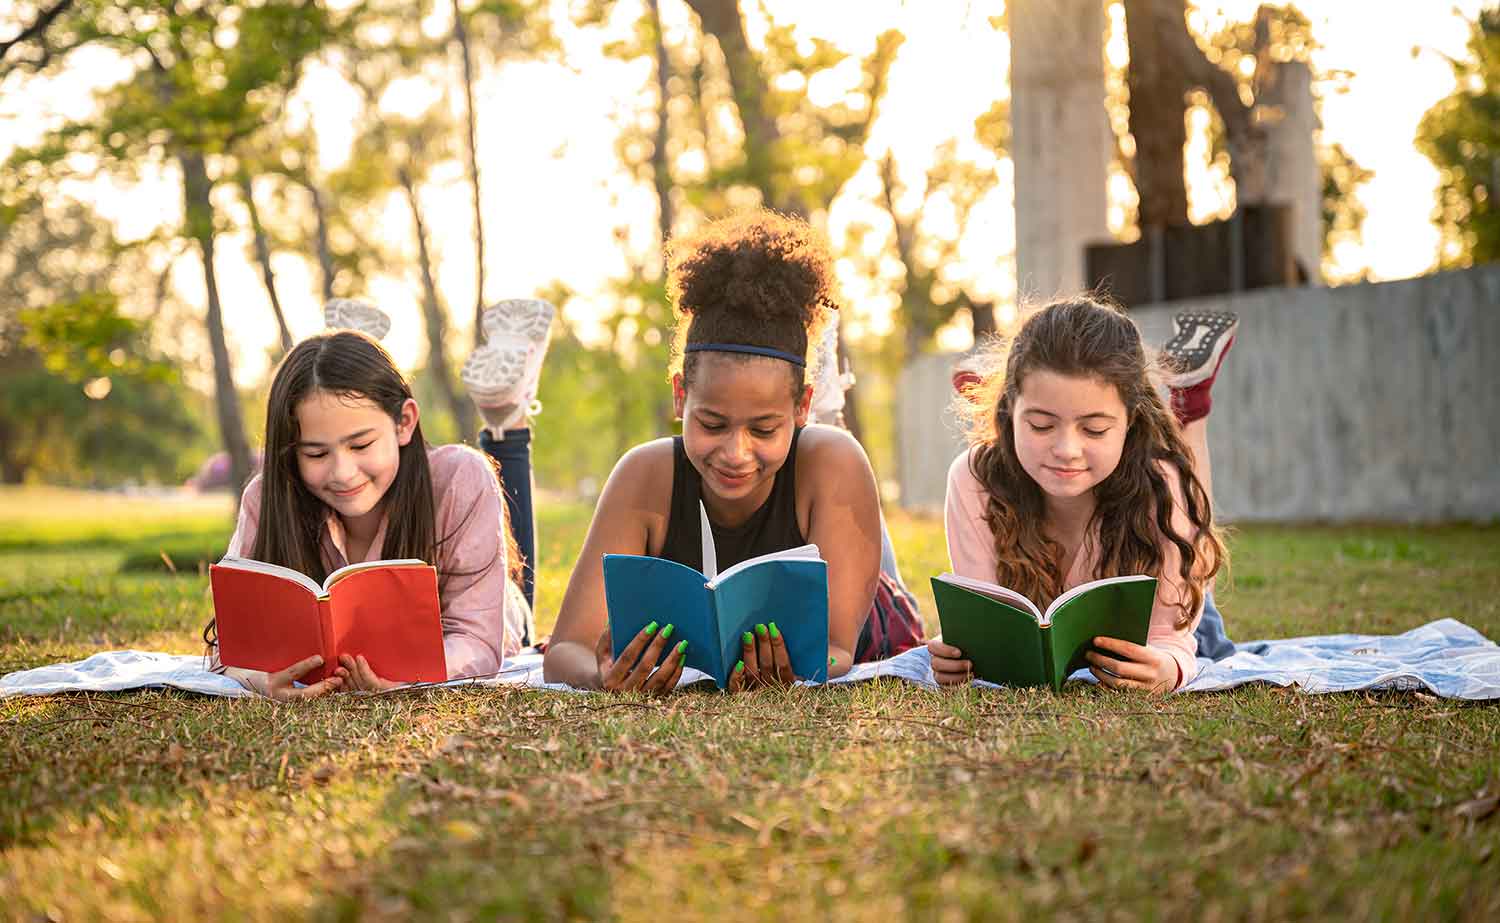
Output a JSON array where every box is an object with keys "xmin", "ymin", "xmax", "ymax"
[
  {"xmin": 1083, "ymin": 428, "xmax": 1110, "ymax": 438},
  {"xmin": 351, "ymin": 441, "xmax": 374, "ymax": 451}
]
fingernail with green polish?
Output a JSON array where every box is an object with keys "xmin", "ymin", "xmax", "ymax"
[
  {"xmin": 662, "ymin": 623, "xmax": 675, "ymax": 639},
  {"xmin": 755, "ymin": 623, "xmax": 768, "ymax": 638},
  {"xmin": 829, "ymin": 656, "xmax": 837, "ymax": 667},
  {"xmin": 769, "ymin": 622, "xmax": 780, "ymax": 640},
  {"xmin": 743, "ymin": 631, "xmax": 754, "ymax": 646},
  {"xmin": 735, "ymin": 660, "xmax": 745, "ymax": 674},
  {"xmin": 644, "ymin": 621, "xmax": 658, "ymax": 635},
  {"xmin": 676, "ymin": 640, "xmax": 688, "ymax": 655}
]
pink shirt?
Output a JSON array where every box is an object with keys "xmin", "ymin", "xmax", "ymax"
[
  {"xmin": 943, "ymin": 447, "xmax": 1204, "ymax": 689},
  {"xmin": 226, "ymin": 443, "xmax": 519, "ymax": 677}
]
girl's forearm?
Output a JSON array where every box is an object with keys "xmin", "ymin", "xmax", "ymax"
[{"xmin": 542, "ymin": 640, "xmax": 603, "ymax": 689}]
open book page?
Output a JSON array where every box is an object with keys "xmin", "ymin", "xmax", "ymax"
[
  {"xmin": 323, "ymin": 558, "xmax": 429, "ymax": 593},
  {"xmin": 931, "ymin": 573, "xmax": 1041, "ymax": 619},
  {"xmin": 1040, "ymin": 574, "xmax": 1156, "ymax": 624},
  {"xmin": 216, "ymin": 556, "xmax": 323, "ymax": 596},
  {"xmin": 707, "ymin": 544, "xmax": 823, "ymax": 590}
]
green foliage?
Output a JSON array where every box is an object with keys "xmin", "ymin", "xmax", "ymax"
[
  {"xmin": 1320, "ymin": 140, "xmax": 1374, "ymax": 273},
  {"xmin": 1416, "ymin": 8, "xmax": 1500, "ymax": 267}
]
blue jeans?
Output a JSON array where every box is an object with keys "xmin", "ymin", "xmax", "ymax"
[
  {"xmin": 478, "ymin": 428, "xmax": 535, "ymax": 643},
  {"xmin": 1193, "ymin": 590, "xmax": 1235, "ymax": 661}
]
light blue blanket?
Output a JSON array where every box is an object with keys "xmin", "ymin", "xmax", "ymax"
[{"xmin": 3, "ymin": 619, "xmax": 1497, "ymax": 699}]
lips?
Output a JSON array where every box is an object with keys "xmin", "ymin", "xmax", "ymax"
[
  {"xmin": 713, "ymin": 468, "xmax": 755, "ymax": 487},
  {"xmin": 330, "ymin": 483, "xmax": 367, "ymax": 498},
  {"xmin": 1044, "ymin": 466, "xmax": 1088, "ymax": 479}
]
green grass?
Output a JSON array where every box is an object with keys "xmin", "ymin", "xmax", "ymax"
[{"xmin": 2, "ymin": 488, "xmax": 1498, "ymax": 921}]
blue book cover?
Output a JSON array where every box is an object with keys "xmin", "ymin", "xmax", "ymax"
[{"xmin": 603, "ymin": 545, "xmax": 829, "ymax": 688}]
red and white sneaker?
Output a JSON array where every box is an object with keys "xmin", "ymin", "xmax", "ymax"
[
  {"xmin": 1162, "ymin": 310, "xmax": 1238, "ymax": 389},
  {"xmin": 324, "ymin": 298, "xmax": 391, "ymax": 341},
  {"xmin": 462, "ymin": 298, "xmax": 556, "ymax": 434},
  {"xmin": 1163, "ymin": 310, "xmax": 1238, "ymax": 425},
  {"xmin": 952, "ymin": 354, "xmax": 983, "ymax": 401}
]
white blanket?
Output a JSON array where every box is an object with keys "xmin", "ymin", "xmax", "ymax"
[{"xmin": 3, "ymin": 619, "xmax": 1496, "ymax": 699}]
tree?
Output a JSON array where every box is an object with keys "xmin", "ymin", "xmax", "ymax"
[
  {"xmin": 1416, "ymin": 7, "xmax": 1500, "ymax": 268},
  {"xmin": 3, "ymin": 0, "xmax": 335, "ymax": 499}
]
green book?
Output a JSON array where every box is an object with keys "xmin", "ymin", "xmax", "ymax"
[{"xmin": 930, "ymin": 573, "xmax": 1158, "ymax": 690}]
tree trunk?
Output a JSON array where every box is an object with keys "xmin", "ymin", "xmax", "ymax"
[
  {"xmin": 647, "ymin": 0, "xmax": 675, "ymax": 243},
  {"xmin": 238, "ymin": 171, "xmax": 293, "ymax": 354},
  {"xmin": 304, "ymin": 181, "xmax": 336, "ymax": 302},
  {"xmin": 683, "ymin": 0, "xmax": 793, "ymax": 215},
  {"xmin": 1123, "ymin": 0, "xmax": 1191, "ymax": 229},
  {"xmin": 400, "ymin": 166, "xmax": 478, "ymax": 439},
  {"xmin": 181, "ymin": 151, "xmax": 253, "ymax": 499},
  {"xmin": 452, "ymin": 0, "xmax": 488, "ymax": 348}
]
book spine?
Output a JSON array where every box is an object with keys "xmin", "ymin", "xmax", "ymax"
[
  {"xmin": 707, "ymin": 588, "xmax": 725, "ymax": 687},
  {"xmin": 317, "ymin": 596, "xmax": 335, "ymax": 683},
  {"xmin": 1041, "ymin": 625, "xmax": 1060, "ymax": 691}
]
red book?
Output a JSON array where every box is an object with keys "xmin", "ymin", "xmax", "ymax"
[{"xmin": 209, "ymin": 557, "xmax": 447, "ymax": 685}]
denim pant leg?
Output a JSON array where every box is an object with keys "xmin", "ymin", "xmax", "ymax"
[
  {"xmin": 1193, "ymin": 589, "xmax": 1235, "ymax": 661},
  {"xmin": 478, "ymin": 428, "xmax": 536, "ymax": 634}
]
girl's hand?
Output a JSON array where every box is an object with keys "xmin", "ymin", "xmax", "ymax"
[
  {"xmin": 596, "ymin": 622, "xmax": 687, "ymax": 693},
  {"xmin": 1085, "ymin": 637, "xmax": 1179, "ymax": 694},
  {"xmin": 261, "ymin": 655, "xmax": 344, "ymax": 701},
  {"xmin": 338, "ymin": 654, "xmax": 401, "ymax": 693},
  {"xmin": 726, "ymin": 622, "xmax": 797, "ymax": 692},
  {"xmin": 927, "ymin": 638, "xmax": 972, "ymax": 686}
]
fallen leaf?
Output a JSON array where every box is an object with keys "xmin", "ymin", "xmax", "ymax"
[{"xmin": 1454, "ymin": 792, "xmax": 1499, "ymax": 823}]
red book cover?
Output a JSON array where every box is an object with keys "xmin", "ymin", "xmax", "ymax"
[{"xmin": 210, "ymin": 558, "xmax": 446, "ymax": 685}]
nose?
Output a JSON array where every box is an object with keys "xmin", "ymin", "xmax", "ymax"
[
  {"xmin": 723, "ymin": 428, "xmax": 753, "ymax": 465},
  {"xmin": 1052, "ymin": 429, "xmax": 1082, "ymax": 460},
  {"xmin": 331, "ymin": 449, "xmax": 360, "ymax": 483}
]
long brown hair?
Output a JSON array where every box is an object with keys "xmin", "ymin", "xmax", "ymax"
[{"xmin": 962, "ymin": 297, "xmax": 1224, "ymax": 628}]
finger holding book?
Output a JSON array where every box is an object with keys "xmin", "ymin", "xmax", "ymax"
[
  {"xmin": 926, "ymin": 638, "xmax": 972, "ymax": 686},
  {"xmin": 339, "ymin": 653, "xmax": 402, "ymax": 692},
  {"xmin": 1085, "ymin": 636, "xmax": 1177, "ymax": 694},
  {"xmin": 602, "ymin": 621, "xmax": 680, "ymax": 693},
  {"xmin": 263, "ymin": 654, "xmax": 344, "ymax": 701},
  {"xmin": 729, "ymin": 621, "xmax": 798, "ymax": 691}
]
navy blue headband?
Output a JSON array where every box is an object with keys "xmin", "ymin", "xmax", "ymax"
[{"xmin": 684, "ymin": 342, "xmax": 806, "ymax": 368}]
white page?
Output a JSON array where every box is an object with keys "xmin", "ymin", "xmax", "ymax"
[
  {"xmin": 1041, "ymin": 574, "xmax": 1157, "ymax": 622},
  {"xmin": 699, "ymin": 500, "xmax": 717, "ymax": 582},
  {"xmin": 707, "ymin": 543, "xmax": 823, "ymax": 589},
  {"xmin": 216, "ymin": 556, "xmax": 323, "ymax": 596},
  {"xmin": 932, "ymin": 572, "xmax": 1042, "ymax": 619},
  {"xmin": 322, "ymin": 558, "xmax": 429, "ymax": 592}
]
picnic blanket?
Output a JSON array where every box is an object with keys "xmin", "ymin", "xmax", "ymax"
[{"xmin": 3, "ymin": 619, "xmax": 1497, "ymax": 700}]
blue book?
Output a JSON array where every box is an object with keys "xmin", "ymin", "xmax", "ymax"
[{"xmin": 603, "ymin": 544, "xmax": 829, "ymax": 688}]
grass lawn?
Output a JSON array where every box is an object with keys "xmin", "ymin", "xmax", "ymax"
[{"xmin": 2, "ymin": 486, "xmax": 1498, "ymax": 921}]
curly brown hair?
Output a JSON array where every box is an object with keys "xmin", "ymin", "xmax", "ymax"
[
  {"xmin": 666, "ymin": 210, "xmax": 837, "ymax": 395},
  {"xmin": 960, "ymin": 297, "xmax": 1225, "ymax": 628}
]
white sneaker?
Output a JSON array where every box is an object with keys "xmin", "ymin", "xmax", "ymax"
[
  {"xmin": 323, "ymin": 298, "xmax": 391, "ymax": 341},
  {"xmin": 808, "ymin": 322, "xmax": 854, "ymax": 425},
  {"xmin": 462, "ymin": 298, "xmax": 556, "ymax": 434},
  {"xmin": 1162, "ymin": 310, "xmax": 1238, "ymax": 388}
]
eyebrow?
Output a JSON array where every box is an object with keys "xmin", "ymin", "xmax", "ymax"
[
  {"xmin": 695, "ymin": 409, "xmax": 785, "ymax": 424},
  {"xmin": 1022, "ymin": 409, "xmax": 1119, "ymax": 422},
  {"xmin": 296, "ymin": 427, "xmax": 377, "ymax": 448}
]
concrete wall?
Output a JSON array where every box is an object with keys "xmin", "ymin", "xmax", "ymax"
[{"xmin": 896, "ymin": 266, "xmax": 1500, "ymax": 522}]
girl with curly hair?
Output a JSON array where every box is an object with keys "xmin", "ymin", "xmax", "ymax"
[
  {"xmin": 543, "ymin": 211, "xmax": 920, "ymax": 692},
  {"xmin": 930, "ymin": 297, "xmax": 1237, "ymax": 693}
]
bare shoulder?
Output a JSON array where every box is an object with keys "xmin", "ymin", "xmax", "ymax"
[
  {"xmin": 795, "ymin": 423, "xmax": 871, "ymax": 474},
  {"xmin": 595, "ymin": 437, "xmax": 677, "ymax": 516}
]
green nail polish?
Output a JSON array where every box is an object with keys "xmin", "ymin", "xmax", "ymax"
[
  {"xmin": 676, "ymin": 640, "xmax": 688, "ymax": 655},
  {"xmin": 829, "ymin": 656, "xmax": 837, "ymax": 667},
  {"xmin": 644, "ymin": 621, "xmax": 658, "ymax": 635},
  {"xmin": 743, "ymin": 631, "xmax": 754, "ymax": 646},
  {"xmin": 769, "ymin": 622, "xmax": 781, "ymax": 640},
  {"xmin": 756, "ymin": 623, "xmax": 768, "ymax": 638},
  {"xmin": 735, "ymin": 660, "xmax": 745, "ymax": 674},
  {"xmin": 662, "ymin": 623, "xmax": 675, "ymax": 639}
]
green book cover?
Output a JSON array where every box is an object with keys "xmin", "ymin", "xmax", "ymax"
[{"xmin": 930, "ymin": 574, "xmax": 1158, "ymax": 690}]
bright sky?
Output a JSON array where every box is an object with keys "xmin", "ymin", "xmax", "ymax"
[{"xmin": 0, "ymin": 0, "xmax": 1484, "ymax": 384}]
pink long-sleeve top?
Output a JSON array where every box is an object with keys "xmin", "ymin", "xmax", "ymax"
[
  {"xmin": 226, "ymin": 443, "xmax": 519, "ymax": 677},
  {"xmin": 943, "ymin": 447, "xmax": 1204, "ymax": 689}
]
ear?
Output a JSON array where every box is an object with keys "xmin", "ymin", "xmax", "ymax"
[
  {"xmin": 793, "ymin": 382, "xmax": 812, "ymax": 427},
  {"xmin": 395, "ymin": 398, "xmax": 420, "ymax": 446},
  {"xmin": 671, "ymin": 373, "xmax": 686, "ymax": 420}
]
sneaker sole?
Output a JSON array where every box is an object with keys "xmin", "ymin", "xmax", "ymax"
[
  {"xmin": 324, "ymin": 299, "xmax": 392, "ymax": 340},
  {"xmin": 1164, "ymin": 311, "xmax": 1238, "ymax": 387},
  {"xmin": 461, "ymin": 343, "xmax": 530, "ymax": 402},
  {"xmin": 481, "ymin": 299, "xmax": 555, "ymax": 343}
]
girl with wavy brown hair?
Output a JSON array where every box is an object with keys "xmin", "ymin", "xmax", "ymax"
[{"xmin": 930, "ymin": 297, "xmax": 1236, "ymax": 693}]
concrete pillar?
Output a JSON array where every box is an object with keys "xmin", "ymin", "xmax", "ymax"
[
  {"xmin": 1261, "ymin": 60, "xmax": 1323, "ymax": 284},
  {"xmin": 1010, "ymin": 0, "xmax": 1113, "ymax": 300}
]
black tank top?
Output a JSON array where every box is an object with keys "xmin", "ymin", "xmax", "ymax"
[{"xmin": 658, "ymin": 427, "xmax": 807, "ymax": 572}]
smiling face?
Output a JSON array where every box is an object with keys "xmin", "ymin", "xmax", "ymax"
[
  {"xmin": 1011, "ymin": 369, "xmax": 1129, "ymax": 504},
  {"xmin": 293, "ymin": 389, "xmax": 418, "ymax": 534},
  {"xmin": 673, "ymin": 353, "xmax": 811, "ymax": 520}
]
